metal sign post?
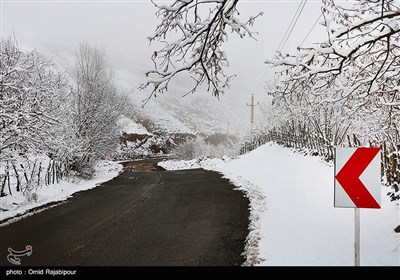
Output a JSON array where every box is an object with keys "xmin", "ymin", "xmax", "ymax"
[
  {"xmin": 334, "ymin": 147, "xmax": 382, "ymax": 267},
  {"xmin": 354, "ymin": 208, "xmax": 360, "ymax": 266}
]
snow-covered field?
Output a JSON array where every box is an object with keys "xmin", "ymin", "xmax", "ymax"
[
  {"xmin": 0, "ymin": 161, "xmax": 123, "ymax": 223},
  {"xmin": 159, "ymin": 143, "xmax": 400, "ymax": 266}
]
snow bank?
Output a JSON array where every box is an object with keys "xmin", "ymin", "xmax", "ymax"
[
  {"xmin": 159, "ymin": 142, "xmax": 400, "ymax": 266},
  {"xmin": 0, "ymin": 161, "xmax": 123, "ymax": 223}
]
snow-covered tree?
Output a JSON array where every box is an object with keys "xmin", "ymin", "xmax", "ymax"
[
  {"xmin": 141, "ymin": 0, "xmax": 263, "ymax": 99},
  {"xmin": 0, "ymin": 37, "xmax": 74, "ymax": 196},
  {"xmin": 68, "ymin": 42, "xmax": 124, "ymax": 174},
  {"xmin": 0, "ymin": 37, "xmax": 69, "ymax": 160},
  {"xmin": 259, "ymin": 0, "xmax": 399, "ymax": 199},
  {"xmin": 266, "ymin": 0, "xmax": 400, "ymax": 143}
]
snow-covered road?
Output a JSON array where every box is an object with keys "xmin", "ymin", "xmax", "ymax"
[{"xmin": 160, "ymin": 142, "xmax": 400, "ymax": 266}]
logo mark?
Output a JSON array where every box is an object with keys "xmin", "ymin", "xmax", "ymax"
[{"xmin": 7, "ymin": 245, "xmax": 33, "ymax": 265}]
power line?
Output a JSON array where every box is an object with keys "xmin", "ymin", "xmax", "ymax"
[
  {"xmin": 276, "ymin": 0, "xmax": 305, "ymax": 52},
  {"xmin": 299, "ymin": 13, "xmax": 322, "ymax": 47},
  {"xmin": 252, "ymin": 0, "xmax": 308, "ymax": 95},
  {"xmin": 252, "ymin": 65, "xmax": 272, "ymax": 94},
  {"xmin": 279, "ymin": 0, "xmax": 308, "ymax": 52}
]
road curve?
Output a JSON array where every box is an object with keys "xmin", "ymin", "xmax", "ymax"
[{"xmin": 0, "ymin": 168, "xmax": 249, "ymax": 266}]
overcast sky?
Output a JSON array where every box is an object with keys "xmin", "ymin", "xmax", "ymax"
[{"xmin": 1, "ymin": 0, "xmax": 327, "ymax": 132}]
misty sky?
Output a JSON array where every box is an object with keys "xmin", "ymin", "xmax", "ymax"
[{"xmin": 1, "ymin": 0, "xmax": 327, "ymax": 133}]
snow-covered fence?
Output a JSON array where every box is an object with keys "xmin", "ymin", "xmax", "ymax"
[
  {"xmin": 0, "ymin": 157, "xmax": 67, "ymax": 197},
  {"xmin": 241, "ymin": 129, "xmax": 400, "ymax": 201},
  {"xmin": 241, "ymin": 131, "xmax": 332, "ymax": 159}
]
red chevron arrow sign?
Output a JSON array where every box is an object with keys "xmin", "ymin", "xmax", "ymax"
[{"xmin": 334, "ymin": 147, "xmax": 381, "ymax": 208}]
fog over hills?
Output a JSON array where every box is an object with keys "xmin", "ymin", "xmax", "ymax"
[{"xmin": 2, "ymin": 1, "xmax": 324, "ymax": 136}]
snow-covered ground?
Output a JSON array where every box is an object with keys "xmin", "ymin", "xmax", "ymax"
[
  {"xmin": 159, "ymin": 143, "xmax": 400, "ymax": 266},
  {"xmin": 0, "ymin": 161, "xmax": 122, "ymax": 223},
  {"xmin": 116, "ymin": 115, "xmax": 153, "ymax": 135}
]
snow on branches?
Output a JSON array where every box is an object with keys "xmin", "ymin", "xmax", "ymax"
[
  {"xmin": 1, "ymin": 38, "xmax": 126, "ymax": 195},
  {"xmin": 0, "ymin": 37, "xmax": 69, "ymax": 160},
  {"xmin": 141, "ymin": 0, "xmax": 263, "ymax": 99},
  {"xmin": 69, "ymin": 42, "xmax": 124, "ymax": 173},
  {"xmin": 266, "ymin": 0, "xmax": 400, "ymax": 143}
]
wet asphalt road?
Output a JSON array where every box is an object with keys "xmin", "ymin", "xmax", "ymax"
[{"xmin": 0, "ymin": 167, "xmax": 249, "ymax": 266}]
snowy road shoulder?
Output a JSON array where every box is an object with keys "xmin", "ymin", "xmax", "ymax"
[
  {"xmin": 159, "ymin": 143, "xmax": 400, "ymax": 266},
  {"xmin": 0, "ymin": 161, "xmax": 123, "ymax": 223}
]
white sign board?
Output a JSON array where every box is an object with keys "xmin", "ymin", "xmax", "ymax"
[{"xmin": 334, "ymin": 147, "xmax": 381, "ymax": 208}]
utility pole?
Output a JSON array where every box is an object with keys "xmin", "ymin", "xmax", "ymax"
[{"xmin": 247, "ymin": 94, "xmax": 258, "ymax": 132}]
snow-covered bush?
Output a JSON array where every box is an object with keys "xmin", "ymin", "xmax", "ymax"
[
  {"xmin": 114, "ymin": 133, "xmax": 172, "ymax": 160},
  {"xmin": 174, "ymin": 136, "xmax": 239, "ymax": 160}
]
